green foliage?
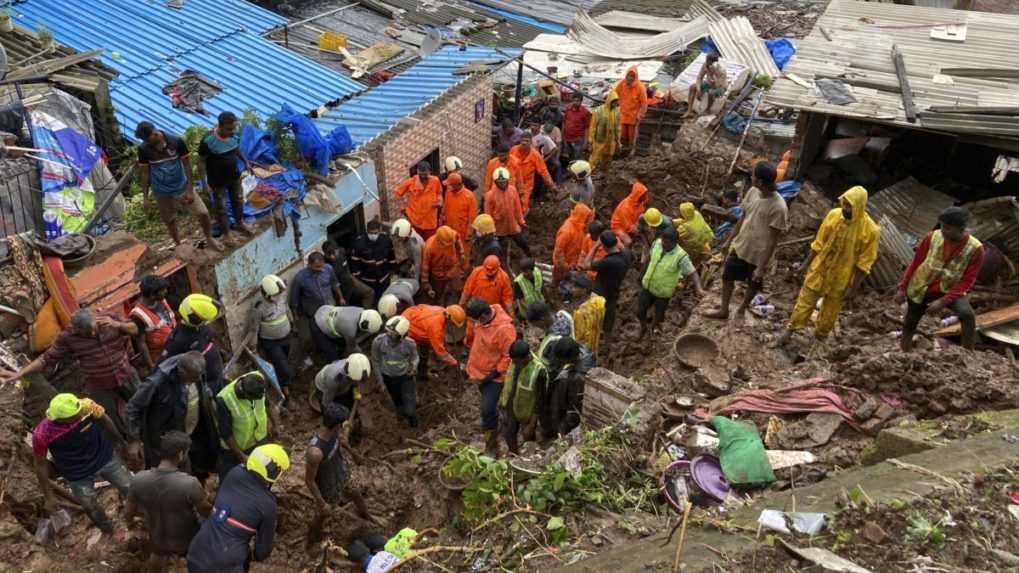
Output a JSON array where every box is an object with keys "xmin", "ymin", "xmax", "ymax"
[
  {"xmin": 266, "ymin": 117, "xmax": 299, "ymax": 166},
  {"xmin": 440, "ymin": 446, "xmax": 512, "ymax": 524},
  {"xmin": 905, "ymin": 512, "xmax": 947, "ymax": 547}
]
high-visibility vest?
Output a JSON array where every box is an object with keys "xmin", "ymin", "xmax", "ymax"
[
  {"xmin": 906, "ymin": 231, "xmax": 982, "ymax": 304},
  {"xmin": 217, "ymin": 375, "xmax": 268, "ymax": 451},
  {"xmin": 129, "ymin": 300, "xmax": 176, "ymax": 361},
  {"xmin": 641, "ymin": 239, "xmax": 691, "ymax": 299},
  {"xmin": 513, "ymin": 267, "xmax": 545, "ymax": 313}
]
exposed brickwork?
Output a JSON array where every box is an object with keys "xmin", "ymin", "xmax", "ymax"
[{"xmin": 368, "ymin": 74, "xmax": 493, "ymax": 221}]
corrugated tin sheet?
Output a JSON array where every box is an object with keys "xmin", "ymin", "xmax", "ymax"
[
  {"xmin": 963, "ymin": 196, "xmax": 1019, "ymax": 261},
  {"xmin": 314, "ymin": 46, "xmax": 521, "ymax": 148},
  {"xmin": 471, "ymin": 0, "xmax": 599, "ymax": 27},
  {"xmin": 569, "ymin": 10, "xmax": 708, "ymax": 59},
  {"xmin": 687, "ymin": 0, "xmax": 780, "ymax": 78},
  {"xmin": 593, "ymin": 10, "xmax": 691, "ymax": 33},
  {"xmin": 767, "ymin": 0, "xmax": 1019, "ymax": 147},
  {"xmin": 10, "ymin": 0, "xmax": 364, "ymax": 141},
  {"xmin": 359, "ymin": 0, "xmax": 551, "ymax": 48}
]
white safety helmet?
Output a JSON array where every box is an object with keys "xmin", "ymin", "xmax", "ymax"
[
  {"xmin": 569, "ymin": 160, "xmax": 591, "ymax": 178},
  {"xmin": 358, "ymin": 309, "xmax": 383, "ymax": 333},
  {"xmin": 260, "ymin": 274, "xmax": 286, "ymax": 297},
  {"xmin": 392, "ymin": 218, "xmax": 412, "ymax": 239},
  {"xmin": 386, "ymin": 315, "xmax": 410, "ymax": 337},
  {"xmin": 345, "ymin": 353, "xmax": 372, "ymax": 381},
  {"xmin": 493, "ymin": 167, "xmax": 511, "ymax": 182},
  {"xmin": 444, "ymin": 156, "xmax": 463, "ymax": 173},
  {"xmin": 378, "ymin": 294, "xmax": 401, "ymax": 319}
]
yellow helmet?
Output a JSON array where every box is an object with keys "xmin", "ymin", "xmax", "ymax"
[
  {"xmin": 246, "ymin": 443, "xmax": 290, "ymax": 483},
  {"xmin": 472, "ymin": 214, "xmax": 495, "ymax": 235},
  {"xmin": 493, "ymin": 167, "xmax": 511, "ymax": 182},
  {"xmin": 46, "ymin": 393, "xmax": 82, "ymax": 421},
  {"xmin": 444, "ymin": 156, "xmax": 463, "ymax": 172},
  {"xmin": 179, "ymin": 294, "xmax": 221, "ymax": 326},
  {"xmin": 378, "ymin": 294, "xmax": 401, "ymax": 319},
  {"xmin": 386, "ymin": 315, "xmax": 410, "ymax": 336},
  {"xmin": 642, "ymin": 208, "xmax": 664, "ymax": 228},
  {"xmin": 392, "ymin": 218, "xmax": 413, "ymax": 238}
]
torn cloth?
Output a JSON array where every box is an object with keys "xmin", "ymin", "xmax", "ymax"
[
  {"xmin": 162, "ymin": 70, "xmax": 223, "ymax": 115},
  {"xmin": 814, "ymin": 79, "xmax": 856, "ymax": 106},
  {"xmin": 700, "ymin": 378, "xmax": 864, "ymax": 430}
]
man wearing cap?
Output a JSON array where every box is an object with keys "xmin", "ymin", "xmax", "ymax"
[
  {"xmin": 371, "ymin": 316, "xmax": 421, "ymax": 427},
  {"xmin": 471, "ymin": 214, "xmax": 503, "ymax": 267},
  {"xmin": 314, "ymin": 305, "xmax": 383, "ymax": 356},
  {"xmin": 484, "ymin": 168, "xmax": 531, "ymax": 258},
  {"xmin": 377, "ymin": 277, "xmax": 420, "ymax": 319},
  {"xmin": 314, "ymin": 353, "xmax": 373, "ymax": 411},
  {"xmin": 126, "ymin": 351, "xmax": 215, "ymax": 471},
  {"xmin": 441, "ymin": 172, "xmax": 478, "ymax": 271},
  {"xmin": 564, "ymin": 161, "xmax": 595, "ymax": 206},
  {"xmin": 395, "ymin": 162, "xmax": 443, "ymax": 240},
  {"xmin": 402, "ymin": 304, "xmax": 466, "ymax": 378},
  {"xmin": 32, "ymin": 393, "xmax": 131, "ymax": 534},
  {"xmin": 440, "ymin": 156, "xmax": 479, "ymax": 193},
  {"xmin": 562, "ymin": 92, "xmax": 592, "ymax": 165},
  {"xmin": 3, "ymin": 309, "xmax": 140, "ymax": 435},
  {"xmin": 391, "ymin": 218, "xmax": 424, "ymax": 281},
  {"xmin": 898, "ymin": 206, "xmax": 983, "ymax": 351},
  {"xmin": 464, "ymin": 298, "xmax": 517, "ymax": 458},
  {"xmin": 187, "ymin": 443, "xmax": 289, "ymax": 573},
  {"xmin": 290, "ymin": 252, "xmax": 346, "ymax": 363},
  {"xmin": 216, "ymin": 372, "xmax": 272, "ymax": 474},
  {"xmin": 461, "ymin": 255, "xmax": 514, "ymax": 316},
  {"xmin": 639, "ymin": 227, "xmax": 704, "ymax": 338}
]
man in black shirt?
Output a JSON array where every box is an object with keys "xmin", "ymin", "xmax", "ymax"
[
  {"xmin": 197, "ymin": 112, "xmax": 254, "ymax": 245},
  {"xmin": 580, "ymin": 230, "xmax": 632, "ymax": 335},
  {"xmin": 323, "ymin": 241, "xmax": 375, "ymax": 308},
  {"xmin": 135, "ymin": 121, "xmax": 221, "ymax": 250},
  {"xmin": 350, "ymin": 219, "xmax": 396, "ymax": 302}
]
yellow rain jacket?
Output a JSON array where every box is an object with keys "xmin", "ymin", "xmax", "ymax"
[
  {"xmin": 573, "ymin": 293, "xmax": 606, "ymax": 358},
  {"xmin": 588, "ymin": 91, "xmax": 620, "ymax": 170},
  {"xmin": 804, "ymin": 186, "xmax": 880, "ymax": 295},
  {"xmin": 673, "ymin": 202, "xmax": 714, "ymax": 267}
]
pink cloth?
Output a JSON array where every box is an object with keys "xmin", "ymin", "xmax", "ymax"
[
  {"xmin": 32, "ymin": 419, "xmax": 80, "ymax": 458},
  {"xmin": 698, "ymin": 378, "xmax": 865, "ymax": 431}
]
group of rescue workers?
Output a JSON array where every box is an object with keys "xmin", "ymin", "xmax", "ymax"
[{"xmin": 0, "ymin": 62, "xmax": 990, "ymax": 573}]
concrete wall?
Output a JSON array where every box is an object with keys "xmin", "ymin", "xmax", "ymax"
[
  {"xmin": 371, "ymin": 74, "xmax": 493, "ymax": 220},
  {"xmin": 213, "ymin": 160, "xmax": 378, "ymax": 347}
]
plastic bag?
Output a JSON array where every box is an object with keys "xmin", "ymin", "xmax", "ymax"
[
  {"xmin": 710, "ymin": 415, "xmax": 775, "ymax": 485},
  {"xmin": 765, "ymin": 39, "xmax": 796, "ymax": 70}
]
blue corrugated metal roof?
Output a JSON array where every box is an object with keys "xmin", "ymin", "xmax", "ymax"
[
  {"xmin": 10, "ymin": 0, "xmax": 363, "ymax": 141},
  {"xmin": 315, "ymin": 46, "xmax": 521, "ymax": 148},
  {"xmin": 467, "ymin": 4, "xmax": 567, "ymax": 33}
]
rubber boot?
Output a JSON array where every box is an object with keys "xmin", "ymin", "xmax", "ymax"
[
  {"xmin": 504, "ymin": 431, "xmax": 519, "ymax": 456},
  {"xmin": 483, "ymin": 430, "xmax": 500, "ymax": 459}
]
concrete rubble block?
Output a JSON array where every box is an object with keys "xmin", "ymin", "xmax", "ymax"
[{"xmin": 583, "ymin": 367, "xmax": 660, "ymax": 446}]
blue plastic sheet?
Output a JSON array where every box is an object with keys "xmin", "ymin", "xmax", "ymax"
[
  {"xmin": 701, "ymin": 38, "xmax": 719, "ymax": 56},
  {"xmin": 777, "ymin": 180, "xmax": 801, "ymax": 203},
  {"xmin": 275, "ymin": 103, "xmax": 331, "ymax": 176},
  {"xmin": 326, "ymin": 125, "xmax": 353, "ymax": 156},
  {"xmin": 239, "ymin": 123, "xmax": 279, "ymax": 167},
  {"xmin": 765, "ymin": 39, "xmax": 796, "ymax": 70}
]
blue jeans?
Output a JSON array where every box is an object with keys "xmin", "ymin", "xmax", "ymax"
[
  {"xmin": 68, "ymin": 455, "xmax": 132, "ymax": 532},
  {"xmin": 478, "ymin": 379, "xmax": 502, "ymax": 432}
]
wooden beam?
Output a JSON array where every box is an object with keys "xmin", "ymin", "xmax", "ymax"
[
  {"xmin": 814, "ymin": 74, "xmax": 901, "ymax": 94},
  {"xmin": 925, "ymin": 105, "xmax": 1019, "ymax": 116},
  {"xmin": 891, "ymin": 44, "xmax": 916, "ymax": 124},
  {"xmin": 6, "ymin": 48, "xmax": 104, "ymax": 80},
  {"xmin": 939, "ymin": 67, "xmax": 1019, "ymax": 78}
]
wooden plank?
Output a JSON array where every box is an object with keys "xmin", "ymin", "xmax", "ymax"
[
  {"xmin": 6, "ymin": 48, "xmax": 104, "ymax": 80},
  {"xmin": 891, "ymin": 44, "xmax": 916, "ymax": 124},
  {"xmin": 937, "ymin": 302, "xmax": 1019, "ymax": 337},
  {"xmin": 924, "ymin": 106, "xmax": 1019, "ymax": 116},
  {"xmin": 940, "ymin": 68, "xmax": 1019, "ymax": 78}
]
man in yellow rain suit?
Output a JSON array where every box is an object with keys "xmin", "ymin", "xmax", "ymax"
[
  {"xmin": 673, "ymin": 202, "xmax": 714, "ymax": 268},
  {"xmin": 573, "ymin": 289, "xmax": 606, "ymax": 358},
  {"xmin": 778, "ymin": 186, "xmax": 879, "ymax": 345},
  {"xmin": 587, "ymin": 91, "xmax": 620, "ymax": 170}
]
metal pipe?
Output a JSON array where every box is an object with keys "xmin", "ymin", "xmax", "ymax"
[
  {"xmin": 283, "ymin": 2, "xmax": 361, "ymax": 29},
  {"xmin": 513, "ymin": 59, "xmax": 523, "ymax": 124}
]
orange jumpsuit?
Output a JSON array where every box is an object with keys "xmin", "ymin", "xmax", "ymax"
[
  {"xmin": 484, "ymin": 184, "xmax": 525, "ymax": 237},
  {"xmin": 553, "ymin": 203, "xmax": 594, "ymax": 282},
  {"xmin": 395, "ymin": 175, "xmax": 442, "ymax": 238},
  {"xmin": 461, "ymin": 255, "xmax": 513, "ymax": 311},
  {"xmin": 611, "ymin": 181, "xmax": 649, "ymax": 241},
  {"xmin": 509, "ymin": 145, "xmax": 552, "ymax": 215},
  {"xmin": 614, "ymin": 66, "xmax": 648, "ymax": 145},
  {"xmin": 464, "ymin": 304, "xmax": 516, "ymax": 382},
  {"xmin": 421, "ymin": 226, "xmax": 464, "ymax": 301},
  {"xmin": 402, "ymin": 304, "xmax": 456, "ymax": 363},
  {"xmin": 484, "ymin": 156, "xmax": 521, "ymax": 192},
  {"xmin": 442, "ymin": 184, "xmax": 477, "ymax": 271}
]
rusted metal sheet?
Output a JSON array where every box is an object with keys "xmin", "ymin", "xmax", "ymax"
[
  {"xmin": 568, "ymin": 10, "xmax": 709, "ymax": 59},
  {"xmin": 937, "ymin": 301, "xmax": 1019, "ymax": 337},
  {"xmin": 70, "ymin": 242, "xmax": 185, "ymax": 315}
]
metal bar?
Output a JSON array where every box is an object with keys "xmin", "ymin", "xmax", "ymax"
[
  {"xmin": 939, "ymin": 68, "xmax": 1019, "ymax": 78},
  {"xmin": 924, "ymin": 106, "xmax": 1019, "ymax": 116},
  {"xmin": 83, "ymin": 163, "xmax": 136, "ymax": 234},
  {"xmin": 891, "ymin": 45, "xmax": 916, "ymax": 124},
  {"xmin": 283, "ymin": 2, "xmax": 361, "ymax": 30},
  {"xmin": 814, "ymin": 74, "xmax": 901, "ymax": 94}
]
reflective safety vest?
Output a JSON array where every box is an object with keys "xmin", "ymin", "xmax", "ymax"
[
  {"xmin": 217, "ymin": 375, "xmax": 268, "ymax": 451},
  {"xmin": 513, "ymin": 267, "xmax": 545, "ymax": 314},
  {"xmin": 129, "ymin": 300, "xmax": 176, "ymax": 362},
  {"xmin": 641, "ymin": 239, "xmax": 690, "ymax": 299},
  {"xmin": 499, "ymin": 353, "xmax": 546, "ymax": 421},
  {"xmin": 906, "ymin": 231, "xmax": 982, "ymax": 304}
]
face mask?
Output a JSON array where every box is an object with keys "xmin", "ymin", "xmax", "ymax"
[{"xmin": 367, "ymin": 233, "xmax": 379, "ymax": 241}]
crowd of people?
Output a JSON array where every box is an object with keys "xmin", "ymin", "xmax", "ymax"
[{"xmin": 0, "ymin": 64, "xmax": 990, "ymax": 573}]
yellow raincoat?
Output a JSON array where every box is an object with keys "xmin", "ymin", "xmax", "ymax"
[
  {"xmin": 788, "ymin": 186, "xmax": 880, "ymax": 337},
  {"xmin": 574, "ymin": 293, "xmax": 606, "ymax": 358},
  {"xmin": 673, "ymin": 202, "xmax": 714, "ymax": 267},
  {"xmin": 587, "ymin": 91, "xmax": 620, "ymax": 170}
]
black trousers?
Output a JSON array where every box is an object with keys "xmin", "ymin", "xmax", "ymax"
[
  {"xmin": 308, "ymin": 316, "xmax": 340, "ymax": 363},
  {"xmin": 498, "ymin": 234, "xmax": 532, "ymax": 258},
  {"xmin": 383, "ymin": 374, "xmax": 418, "ymax": 426},
  {"xmin": 904, "ymin": 293, "xmax": 976, "ymax": 348},
  {"xmin": 638, "ymin": 288, "xmax": 669, "ymax": 326},
  {"xmin": 258, "ymin": 336, "xmax": 292, "ymax": 389}
]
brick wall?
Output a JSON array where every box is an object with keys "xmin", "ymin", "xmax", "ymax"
[{"xmin": 369, "ymin": 74, "xmax": 493, "ymax": 221}]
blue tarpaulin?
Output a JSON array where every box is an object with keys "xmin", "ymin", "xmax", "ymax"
[{"xmin": 699, "ymin": 38, "xmax": 796, "ymax": 70}]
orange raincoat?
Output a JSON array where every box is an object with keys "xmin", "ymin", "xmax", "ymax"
[
  {"xmin": 421, "ymin": 225, "xmax": 465, "ymax": 284},
  {"xmin": 442, "ymin": 176, "xmax": 478, "ymax": 269},
  {"xmin": 614, "ymin": 66, "xmax": 648, "ymax": 128},
  {"xmin": 396, "ymin": 174, "xmax": 442, "ymax": 232},
  {"xmin": 464, "ymin": 304, "xmax": 516, "ymax": 381},
  {"xmin": 403, "ymin": 304, "xmax": 456, "ymax": 362},
  {"xmin": 484, "ymin": 155, "xmax": 521, "ymax": 192},
  {"xmin": 509, "ymin": 144, "xmax": 552, "ymax": 214},
  {"xmin": 610, "ymin": 181, "xmax": 649, "ymax": 238},
  {"xmin": 461, "ymin": 255, "xmax": 513, "ymax": 310},
  {"xmin": 553, "ymin": 203, "xmax": 595, "ymax": 280},
  {"xmin": 484, "ymin": 183, "xmax": 525, "ymax": 236}
]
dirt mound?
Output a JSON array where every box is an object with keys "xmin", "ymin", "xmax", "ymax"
[{"xmin": 832, "ymin": 346, "xmax": 1019, "ymax": 418}]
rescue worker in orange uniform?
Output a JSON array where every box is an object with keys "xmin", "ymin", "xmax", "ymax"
[
  {"xmin": 401, "ymin": 304, "xmax": 466, "ymax": 378},
  {"xmin": 395, "ymin": 161, "xmax": 442, "ymax": 240},
  {"xmin": 484, "ymin": 144, "xmax": 520, "ymax": 196},
  {"xmin": 614, "ymin": 66, "xmax": 648, "ymax": 149},
  {"xmin": 610, "ymin": 181, "xmax": 650, "ymax": 246},
  {"xmin": 421, "ymin": 226, "xmax": 466, "ymax": 305},
  {"xmin": 441, "ymin": 172, "xmax": 477, "ymax": 272},
  {"xmin": 552, "ymin": 203, "xmax": 595, "ymax": 286},
  {"xmin": 460, "ymin": 255, "xmax": 513, "ymax": 315},
  {"xmin": 463, "ymin": 298, "xmax": 517, "ymax": 458},
  {"xmin": 509, "ymin": 133, "xmax": 556, "ymax": 215},
  {"xmin": 484, "ymin": 167, "xmax": 531, "ymax": 258}
]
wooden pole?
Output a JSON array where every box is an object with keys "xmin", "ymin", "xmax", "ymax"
[
  {"xmin": 726, "ymin": 91, "xmax": 765, "ymax": 176},
  {"xmin": 671, "ymin": 502, "xmax": 693, "ymax": 573},
  {"xmin": 891, "ymin": 45, "xmax": 916, "ymax": 123}
]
